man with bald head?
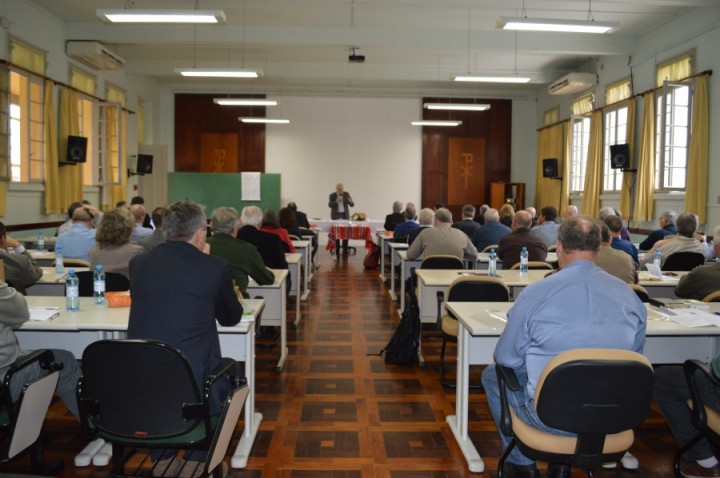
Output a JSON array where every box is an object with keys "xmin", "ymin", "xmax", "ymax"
[
  {"xmin": 406, "ymin": 208, "xmax": 477, "ymax": 261},
  {"xmin": 130, "ymin": 204, "xmax": 153, "ymax": 244},
  {"xmin": 497, "ymin": 210, "xmax": 548, "ymax": 268},
  {"xmin": 471, "ymin": 208, "xmax": 511, "ymax": 251}
]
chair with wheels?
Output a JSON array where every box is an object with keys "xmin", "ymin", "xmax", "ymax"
[
  {"xmin": 496, "ymin": 348, "xmax": 654, "ymax": 478},
  {"xmin": 702, "ymin": 290, "xmax": 720, "ymax": 303},
  {"xmin": 75, "ymin": 271, "xmax": 129, "ymax": 297},
  {"xmin": 436, "ymin": 276, "xmax": 509, "ymax": 387},
  {"xmin": 662, "ymin": 252, "xmax": 705, "ymax": 272},
  {"xmin": 0, "ymin": 349, "xmax": 63, "ymax": 473},
  {"xmin": 510, "ymin": 261, "xmax": 554, "ymax": 270},
  {"xmin": 77, "ymin": 339, "xmax": 248, "ymax": 478}
]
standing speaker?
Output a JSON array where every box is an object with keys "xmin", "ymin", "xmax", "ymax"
[
  {"xmin": 542, "ymin": 158, "xmax": 558, "ymax": 178},
  {"xmin": 136, "ymin": 154, "xmax": 154, "ymax": 175},
  {"xmin": 610, "ymin": 143, "xmax": 630, "ymax": 169},
  {"xmin": 65, "ymin": 136, "xmax": 88, "ymax": 164}
]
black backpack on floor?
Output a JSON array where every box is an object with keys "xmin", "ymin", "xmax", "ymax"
[{"xmin": 377, "ymin": 289, "xmax": 420, "ymax": 365}]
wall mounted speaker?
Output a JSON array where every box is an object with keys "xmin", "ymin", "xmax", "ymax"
[
  {"xmin": 542, "ymin": 158, "xmax": 558, "ymax": 178},
  {"xmin": 136, "ymin": 154, "xmax": 154, "ymax": 175},
  {"xmin": 610, "ymin": 143, "xmax": 630, "ymax": 169},
  {"xmin": 65, "ymin": 136, "xmax": 88, "ymax": 164}
]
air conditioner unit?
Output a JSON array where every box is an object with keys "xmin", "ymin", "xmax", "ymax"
[
  {"xmin": 547, "ymin": 72, "xmax": 596, "ymax": 95},
  {"xmin": 66, "ymin": 41, "xmax": 125, "ymax": 70}
]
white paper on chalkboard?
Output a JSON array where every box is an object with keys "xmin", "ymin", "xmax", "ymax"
[{"xmin": 241, "ymin": 172, "xmax": 261, "ymax": 201}]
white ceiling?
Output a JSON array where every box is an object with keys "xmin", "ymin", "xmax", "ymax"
[{"xmin": 25, "ymin": 0, "xmax": 720, "ymax": 97}]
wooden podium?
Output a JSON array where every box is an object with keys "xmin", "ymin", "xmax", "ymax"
[{"xmin": 490, "ymin": 182, "xmax": 525, "ymax": 211}]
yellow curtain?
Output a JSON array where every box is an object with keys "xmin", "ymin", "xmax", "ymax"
[
  {"xmin": 572, "ymin": 95, "xmax": 593, "ymax": 116},
  {"xmin": 560, "ymin": 121, "xmax": 571, "ymax": 213},
  {"xmin": 106, "ymin": 85, "xmax": 127, "ymax": 208},
  {"xmin": 634, "ymin": 92, "xmax": 656, "ymax": 221},
  {"xmin": 544, "ymin": 108, "xmax": 560, "ymax": 126},
  {"xmin": 619, "ymin": 98, "xmax": 636, "ymax": 216},
  {"xmin": 535, "ymin": 123, "xmax": 565, "ymax": 210},
  {"xmin": 580, "ymin": 110, "xmax": 604, "ymax": 218},
  {"xmin": 0, "ymin": 67, "xmax": 9, "ymax": 217},
  {"xmin": 656, "ymin": 53, "xmax": 693, "ymax": 86},
  {"xmin": 606, "ymin": 79, "xmax": 632, "ymax": 104},
  {"xmin": 137, "ymin": 102, "xmax": 145, "ymax": 145},
  {"xmin": 685, "ymin": 75, "xmax": 709, "ymax": 223},
  {"xmin": 58, "ymin": 87, "xmax": 83, "ymax": 206},
  {"xmin": 9, "ymin": 38, "xmax": 46, "ymax": 75},
  {"xmin": 70, "ymin": 67, "xmax": 96, "ymax": 96},
  {"xmin": 43, "ymin": 80, "xmax": 61, "ymax": 214}
]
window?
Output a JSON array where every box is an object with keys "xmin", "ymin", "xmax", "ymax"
[
  {"xmin": 603, "ymin": 105, "xmax": 629, "ymax": 192},
  {"xmin": 71, "ymin": 67, "xmax": 97, "ymax": 186},
  {"xmin": 544, "ymin": 107, "xmax": 560, "ymax": 126},
  {"xmin": 569, "ymin": 94, "xmax": 593, "ymax": 192}
]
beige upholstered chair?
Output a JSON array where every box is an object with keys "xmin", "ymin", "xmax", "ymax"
[
  {"xmin": 481, "ymin": 244, "xmax": 499, "ymax": 253},
  {"xmin": 630, "ymin": 284, "xmax": 650, "ymax": 303},
  {"xmin": 702, "ymin": 290, "xmax": 720, "ymax": 303}
]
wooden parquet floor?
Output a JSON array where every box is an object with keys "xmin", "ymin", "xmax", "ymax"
[{"xmin": 1, "ymin": 251, "xmax": 680, "ymax": 477}]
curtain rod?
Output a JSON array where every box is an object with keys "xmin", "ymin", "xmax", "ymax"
[{"xmin": 0, "ymin": 59, "xmax": 135, "ymax": 115}]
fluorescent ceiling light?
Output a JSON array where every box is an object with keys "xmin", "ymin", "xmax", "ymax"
[
  {"xmin": 452, "ymin": 75, "xmax": 531, "ymax": 83},
  {"xmin": 424, "ymin": 103, "xmax": 491, "ymax": 111},
  {"xmin": 97, "ymin": 9, "xmax": 226, "ymax": 24},
  {"xmin": 214, "ymin": 98, "xmax": 278, "ymax": 106},
  {"xmin": 239, "ymin": 118, "xmax": 290, "ymax": 124},
  {"xmin": 411, "ymin": 120, "xmax": 462, "ymax": 127},
  {"xmin": 175, "ymin": 68, "xmax": 262, "ymax": 78},
  {"xmin": 496, "ymin": 16, "xmax": 619, "ymax": 34}
]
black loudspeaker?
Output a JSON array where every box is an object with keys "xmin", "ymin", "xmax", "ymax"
[
  {"xmin": 610, "ymin": 143, "xmax": 630, "ymax": 169},
  {"xmin": 542, "ymin": 158, "xmax": 558, "ymax": 178},
  {"xmin": 65, "ymin": 136, "xmax": 88, "ymax": 164},
  {"xmin": 136, "ymin": 154, "xmax": 154, "ymax": 175}
]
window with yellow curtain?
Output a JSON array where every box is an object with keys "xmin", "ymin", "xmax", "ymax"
[
  {"xmin": 0, "ymin": 67, "xmax": 9, "ymax": 183},
  {"xmin": 137, "ymin": 102, "xmax": 145, "ymax": 145},
  {"xmin": 605, "ymin": 78, "xmax": 632, "ymax": 105},
  {"xmin": 656, "ymin": 52, "xmax": 693, "ymax": 86},
  {"xmin": 544, "ymin": 107, "xmax": 560, "ymax": 126},
  {"xmin": 569, "ymin": 94, "xmax": 593, "ymax": 192},
  {"xmin": 603, "ymin": 104, "xmax": 629, "ymax": 191},
  {"xmin": 71, "ymin": 67, "xmax": 97, "ymax": 186}
]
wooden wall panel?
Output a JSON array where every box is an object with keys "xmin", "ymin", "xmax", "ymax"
[{"xmin": 174, "ymin": 94, "xmax": 265, "ymax": 172}]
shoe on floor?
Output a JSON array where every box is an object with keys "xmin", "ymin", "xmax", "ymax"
[
  {"xmin": 152, "ymin": 456, "xmax": 185, "ymax": 477},
  {"xmin": 547, "ymin": 463, "xmax": 571, "ymax": 478},
  {"xmin": 501, "ymin": 461, "xmax": 541, "ymax": 478},
  {"xmin": 680, "ymin": 459, "xmax": 720, "ymax": 478},
  {"xmin": 601, "ymin": 451, "xmax": 639, "ymax": 470}
]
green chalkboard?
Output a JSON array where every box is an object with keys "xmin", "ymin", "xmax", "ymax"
[{"xmin": 167, "ymin": 173, "xmax": 281, "ymax": 214}]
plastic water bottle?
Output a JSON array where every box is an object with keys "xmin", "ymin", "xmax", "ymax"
[
  {"xmin": 65, "ymin": 269, "xmax": 79, "ymax": 312},
  {"xmin": 520, "ymin": 247, "xmax": 529, "ymax": 274},
  {"xmin": 37, "ymin": 231, "xmax": 45, "ymax": 251},
  {"xmin": 54, "ymin": 245, "xmax": 65, "ymax": 275},
  {"xmin": 488, "ymin": 248, "xmax": 497, "ymax": 277},
  {"xmin": 653, "ymin": 248, "xmax": 662, "ymax": 268},
  {"xmin": 93, "ymin": 265, "xmax": 106, "ymax": 305}
]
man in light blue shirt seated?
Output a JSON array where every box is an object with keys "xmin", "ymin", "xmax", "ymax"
[
  {"xmin": 530, "ymin": 206, "xmax": 560, "ymax": 247},
  {"xmin": 481, "ymin": 216, "xmax": 647, "ymax": 478},
  {"xmin": 392, "ymin": 205, "xmax": 419, "ymax": 242},
  {"xmin": 55, "ymin": 207, "xmax": 96, "ymax": 261},
  {"xmin": 130, "ymin": 204, "xmax": 154, "ymax": 245}
]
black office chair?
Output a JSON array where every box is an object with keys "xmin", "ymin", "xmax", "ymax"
[
  {"xmin": 662, "ymin": 252, "xmax": 705, "ymax": 272},
  {"xmin": 77, "ymin": 339, "xmax": 248, "ymax": 478},
  {"xmin": 496, "ymin": 348, "xmax": 654, "ymax": 478},
  {"xmin": 75, "ymin": 271, "xmax": 130, "ymax": 296},
  {"xmin": 630, "ymin": 284, "xmax": 650, "ymax": 303},
  {"xmin": 436, "ymin": 276, "xmax": 509, "ymax": 387},
  {"xmin": 0, "ymin": 350, "xmax": 63, "ymax": 473},
  {"xmin": 673, "ymin": 360, "xmax": 720, "ymax": 478},
  {"xmin": 410, "ymin": 255, "xmax": 465, "ymax": 303}
]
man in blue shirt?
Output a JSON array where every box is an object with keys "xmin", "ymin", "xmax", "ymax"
[
  {"xmin": 639, "ymin": 210, "xmax": 677, "ymax": 251},
  {"xmin": 471, "ymin": 208, "xmax": 511, "ymax": 251},
  {"xmin": 481, "ymin": 217, "xmax": 647, "ymax": 478},
  {"xmin": 605, "ymin": 215, "xmax": 639, "ymax": 267},
  {"xmin": 530, "ymin": 206, "xmax": 560, "ymax": 247},
  {"xmin": 392, "ymin": 205, "xmax": 419, "ymax": 241},
  {"xmin": 56, "ymin": 207, "xmax": 96, "ymax": 261}
]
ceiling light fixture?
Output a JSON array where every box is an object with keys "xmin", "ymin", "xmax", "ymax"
[
  {"xmin": 97, "ymin": 9, "xmax": 226, "ymax": 24},
  {"xmin": 452, "ymin": 75, "xmax": 531, "ymax": 83},
  {"xmin": 239, "ymin": 117, "xmax": 290, "ymax": 124},
  {"xmin": 424, "ymin": 103, "xmax": 490, "ymax": 111},
  {"xmin": 411, "ymin": 120, "xmax": 462, "ymax": 127},
  {"xmin": 496, "ymin": 16, "xmax": 618, "ymax": 34},
  {"xmin": 214, "ymin": 98, "xmax": 278, "ymax": 106},
  {"xmin": 175, "ymin": 68, "xmax": 262, "ymax": 78}
]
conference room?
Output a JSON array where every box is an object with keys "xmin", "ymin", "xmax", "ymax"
[{"xmin": 3, "ymin": 1, "xmax": 720, "ymax": 477}]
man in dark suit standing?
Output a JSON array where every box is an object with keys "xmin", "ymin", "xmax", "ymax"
[
  {"xmin": 128, "ymin": 199, "xmax": 243, "ymax": 473},
  {"xmin": 328, "ymin": 183, "xmax": 355, "ymax": 254}
]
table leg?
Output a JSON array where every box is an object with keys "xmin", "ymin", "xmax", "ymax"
[
  {"xmin": 231, "ymin": 323, "xmax": 262, "ymax": 468},
  {"xmin": 389, "ymin": 250, "xmax": 398, "ymax": 301},
  {"xmin": 276, "ymin": 283, "xmax": 289, "ymax": 372},
  {"xmin": 379, "ymin": 238, "xmax": 387, "ymax": 282}
]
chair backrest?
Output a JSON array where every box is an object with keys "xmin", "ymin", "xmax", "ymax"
[
  {"xmin": 62, "ymin": 258, "xmax": 91, "ymax": 268},
  {"xmin": 535, "ymin": 349, "xmax": 653, "ymax": 437},
  {"xmin": 447, "ymin": 276, "xmax": 510, "ymax": 303},
  {"xmin": 547, "ymin": 245, "xmax": 557, "ymax": 252},
  {"xmin": 288, "ymin": 234, "xmax": 301, "ymax": 241},
  {"xmin": 702, "ymin": 290, "xmax": 720, "ymax": 303},
  {"xmin": 510, "ymin": 261, "xmax": 554, "ymax": 270},
  {"xmin": 481, "ymin": 244, "xmax": 498, "ymax": 253},
  {"xmin": 662, "ymin": 252, "xmax": 705, "ymax": 271},
  {"xmin": 75, "ymin": 271, "xmax": 129, "ymax": 297},
  {"xmin": 420, "ymin": 255, "xmax": 464, "ymax": 270},
  {"xmin": 683, "ymin": 359, "xmax": 720, "ymax": 440},
  {"xmin": 630, "ymin": 284, "xmax": 650, "ymax": 303},
  {"xmin": 78, "ymin": 340, "xmax": 203, "ymax": 440}
]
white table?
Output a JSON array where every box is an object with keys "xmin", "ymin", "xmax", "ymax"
[
  {"xmin": 285, "ymin": 253, "xmax": 303, "ymax": 327},
  {"xmin": 444, "ymin": 301, "xmax": 720, "ymax": 473},
  {"xmin": 291, "ymin": 239, "xmax": 312, "ymax": 297},
  {"xmin": 387, "ymin": 243, "xmax": 408, "ymax": 302},
  {"xmin": 246, "ymin": 269, "xmax": 289, "ymax": 372},
  {"xmin": 28, "ymin": 249, "xmax": 56, "ymax": 267},
  {"xmin": 26, "ymin": 267, "xmax": 90, "ymax": 296},
  {"xmin": 474, "ymin": 252, "xmax": 558, "ymax": 270},
  {"xmin": 17, "ymin": 296, "xmax": 264, "ymax": 469}
]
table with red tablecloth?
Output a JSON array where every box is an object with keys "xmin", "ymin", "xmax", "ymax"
[{"xmin": 326, "ymin": 223, "xmax": 374, "ymax": 252}]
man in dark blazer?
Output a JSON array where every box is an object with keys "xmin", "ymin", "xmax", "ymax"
[
  {"xmin": 471, "ymin": 208, "xmax": 512, "ymax": 252},
  {"xmin": 497, "ymin": 210, "xmax": 548, "ymax": 268},
  {"xmin": 236, "ymin": 206, "xmax": 291, "ymax": 291},
  {"xmin": 328, "ymin": 183, "xmax": 355, "ymax": 253},
  {"xmin": 288, "ymin": 202, "xmax": 311, "ymax": 229}
]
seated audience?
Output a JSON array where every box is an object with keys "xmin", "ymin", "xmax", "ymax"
[
  {"xmin": 474, "ymin": 204, "xmax": 490, "ymax": 225},
  {"xmin": 392, "ymin": 204, "xmax": 420, "ymax": 242},
  {"xmin": 1, "ymin": 281, "xmax": 81, "ymax": 417},
  {"xmin": 406, "ymin": 208, "xmax": 477, "ymax": 261},
  {"xmin": 499, "ymin": 203, "xmax": 515, "ymax": 228},
  {"xmin": 497, "ymin": 210, "xmax": 548, "ymax": 269},
  {"xmin": 116, "ymin": 200, "xmax": 128, "ymax": 208},
  {"xmin": 695, "ymin": 224, "xmax": 719, "ymax": 262},
  {"xmin": 0, "ymin": 223, "xmax": 43, "ymax": 294},
  {"xmin": 640, "ymin": 212, "xmax": 702, "ymax": 269},
  {"xmin": 282, "ymin": 205, "xmax": 318, "ymax": 265},
  {"xmin": 654, "ymin": 354, "xmax": 720, "ymax": 478},
  {"xmin": 278, "ymin": 207, "xmax": 303, "ymax": 239},
  {"xmin": 452, "ymin": 204, "xmax": 481, "ymax": 238},
  {"xmin": 526, "ymin": 206, "xmax": 538, "ymax": 227},
  {"xmin": 89, "ymin": 207, "xmax": 144, "ymax": 279},
  {"xmin": 614, "ymin": 208, "xmax": 632, "ymax": 241},
  {"xmin": 129, "ymin": 204, "xmax": 154, "ymax": 245},
  {"xmin": 56, "ymin": 207, "xmax": 97, "ymax": 261},
  {"xmin": 287, "ymin": 202, "xmax": 311, "ymax": 229},
  {"xmin": 596, "ymin": 222, "xmax": 637, "ymax": 284},
  {"xmin": 674, "ymin": 233, "xmax": 720, "ymax": 300},
  {"xmin": 261, "ymin": 209, "xmax": 295, "ymax": 253},
  {"xmin": 639, "ymin": 210, "xmax": 678, "ymax": 251},
  {"xmin": 207, "ymin": 207, "xmax": 274, "ymax": 298},
  {"xmin": 237, "ymin": 206, "xmax": 290, "ymax": 275},
  {"xmin": 481, "ymin": 217, "xmax": 646, "ymax": 478},
  {"xmin": 562, "ymin": 204, "xmax": 578, "ymax": 221},
  {"xmin": 139, "ymin": 206, "xmax": 168, "ymax": 252},
  {"xmin": 57, "ymin": 200, "xmax": 102, "ymax": 236},
  {"xmin": 471, "ymin": 208, "xmax": 511, "ymax": 252},
  {"xmin": 531, "ymin": 206, "xmax": 559, "ymax": 247},
  {"xmin": 605, "ymin": 215, "xmax": 639, "ymax": 266},
  {"xmin": 408, "ymin": 208, "xmax": 434, "ymax": 246},
  {"xmin": 384, "ymin": 201, "xmax": 405, "ymax": 231},
  {"xmin": 130, "ymin": 195, "xmax": 154, "ymax": 229}
]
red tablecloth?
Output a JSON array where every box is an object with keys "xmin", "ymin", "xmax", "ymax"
[{"xmin": 326, "ymin": 224, "xmax": 374, "ymax": 251}]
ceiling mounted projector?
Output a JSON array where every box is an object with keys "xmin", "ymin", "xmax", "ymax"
[{"xmin": 349, "ymin": 48, "xmax": 365, "ymax": 63}]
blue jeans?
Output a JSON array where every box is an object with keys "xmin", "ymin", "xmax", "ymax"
[{"xmin": 481, "ymin": 363, "xmax": 574, "ymax": 465}]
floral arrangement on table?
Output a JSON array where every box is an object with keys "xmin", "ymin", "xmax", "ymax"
[{"xmin": 351, "ymin": 212, "xmax": 367, "ymax": 221}]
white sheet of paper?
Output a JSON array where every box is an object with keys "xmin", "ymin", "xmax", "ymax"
[
  {"xmin": 666, "ymin": 308, "xmax": 720, "ymax": 328},
  {"xmin": 28, "ymin": 307, "xmax": 61, "ymax": 321}
]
